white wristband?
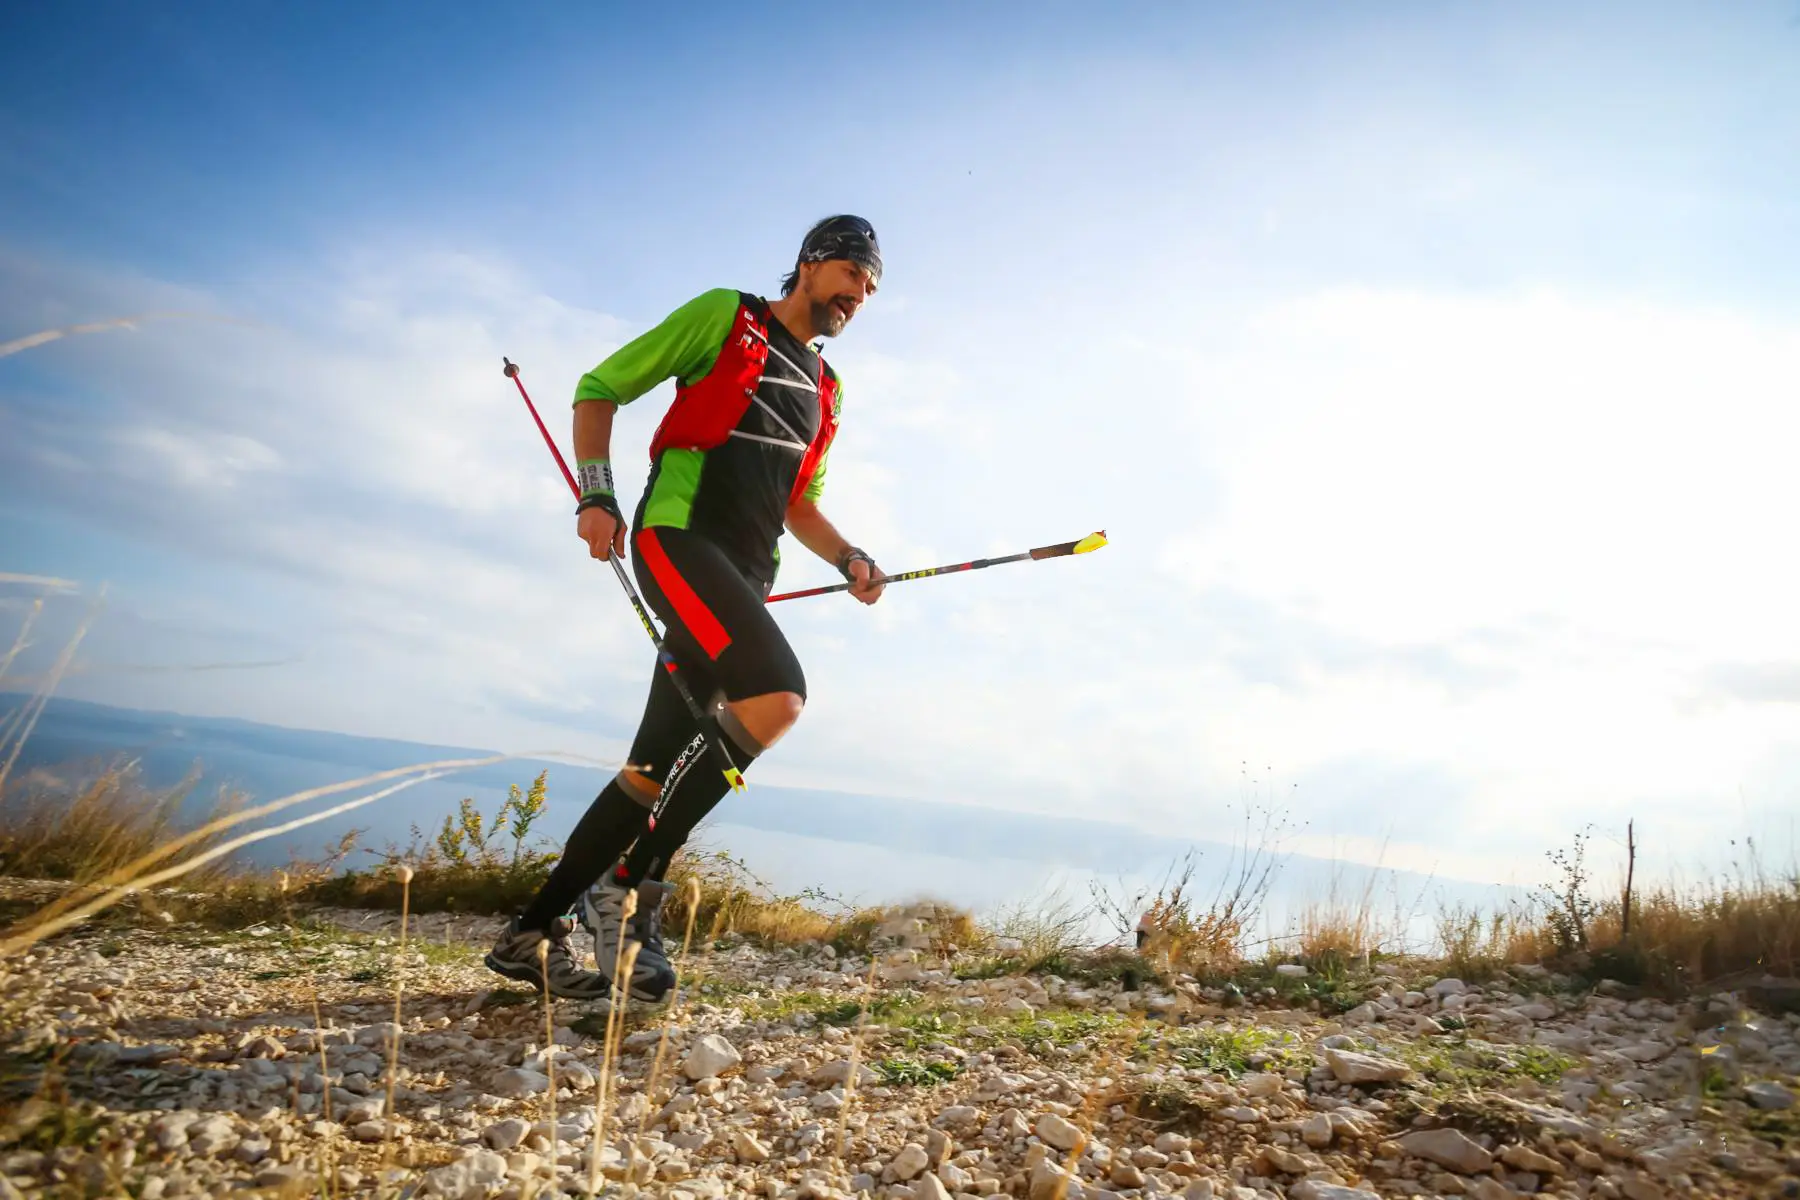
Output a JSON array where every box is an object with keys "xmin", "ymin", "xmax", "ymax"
[{"xmin": 577, "ymin": 459, "xmax": 614, "ymax": 497}]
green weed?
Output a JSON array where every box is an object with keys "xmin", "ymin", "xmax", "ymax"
[
  {"xmin": 1146, "ymin": 1025, "xmax": 1305, "ymax": 1078},
  {"xmin": 0, "ymin": 1100, "xmax": 107, "ymax": 1153},
  {"xmin": 1120, "ymin": 1077, "xmax": 1218, "ymax": 1132},
  {"xmin": 1746, "ymin": 1107, "xmax": 1799, "ymax": 1150},
  {"xmin": 873, "ymin": 1057, "xmax": 961, "ymax": 1087},
  {"xmin": 994, "ymin": 1008, "xmax": 1125, "ymax": 1053},
  {"xmin": 303, "ymin": 771, "xmax": 557, "ymax": 915},
  {"xmin": 1397, "ymin": 1035, "xmax": 1578, "ymax": 1093}
]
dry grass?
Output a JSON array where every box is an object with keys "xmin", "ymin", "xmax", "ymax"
[
  {"xmin": 663, "ymin": 848, "xmax": 839, "ymax": 946},
  {"xmin": 0, "ymin": 761, "xmax": 245, "ymax": 888},
  {"xmin": 1578, "ymin": 869, "xmax": 1800, "ymax": 989},
  {"xmin": 1286, "ymin": 849, "xmax": 1429, "ymax": 967},
  {"xmin": 0, "ymin": 758, "xmax": 371, "ymax": 941},
  {"xmin": 378, "ymin": 865, "xmax": 414, "ymax": 1191},
  {"xmin": 659, "ymin": 844, "xmax": 978, "ymax": 957},
  {"xmin": 987, "ymin": 880, "xmax": 1094, "ymax": 966},
  {"xmin": 4, "ymin": 582, "xmax": 1799, "ymax": 1010},
  {"xmin": 1291, "ymin": 902, "xmax": 1372, "ymax": 962},
  {"xmin": 0, "ymin": 748, "xmax": 506, "ymax": 958},
  {"xmin": 1492, "ymin": 828, "xmax": 1800, "ymax": 991},
  {"xmin": 0, "ymin": 749, "xmax": 951, "ymax": 967},
  {"xmin": 1093, "ymin": 797, "xmax": 1296, "ymax": 978},
  {"xmin": 1435, "ymin": 899, "xmax": 1552, "ymax": 982},
  {"xmin": 9, "ymin": 750, "xmax": 1800, "ymax": 1004}
]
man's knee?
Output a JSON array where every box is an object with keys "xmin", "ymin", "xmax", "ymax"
[
  {"xmin": 723, "ymin": 690, "xmax": 804, "ymax": 750},
  {"xmin": 763, "ymin": 691, "xmax": 805, "ymax": 729}
]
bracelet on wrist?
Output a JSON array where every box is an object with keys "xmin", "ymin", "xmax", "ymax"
[
  {"xmin": 836, "ymin": 546, "xmax": 877, "ymax": 583},
  {"xmin": 576, "ymin": 458, "xmax": 614, "ymax": 500}
]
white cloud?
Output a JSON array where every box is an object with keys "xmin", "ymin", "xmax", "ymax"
[
  {"xmin": 113, "ymin": 428, "xmax": 281, "ymax": 489},
  {"xmin": 1163, "ymin": 287, "xmax": 1800, "ymax": 655},
  {"xmin": 761, "ymin": 285, "xmax": 1800, "ymax": 882},
  {"xmin": 7, "ymin": 247, "xmax": 1797, "ymax": 894},
  {"xmin": 1, "ymin": 247, "xmax": 659, "ymax": 751}
]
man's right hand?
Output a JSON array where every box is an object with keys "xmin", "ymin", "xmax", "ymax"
[{"xmin": 578, "ymin": 500, "xmax": 627, "ymax": 560}]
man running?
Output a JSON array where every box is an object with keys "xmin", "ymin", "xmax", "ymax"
[{"xmin": 485, "ymin": 215, "xmax": 887, "ymax": 1000}]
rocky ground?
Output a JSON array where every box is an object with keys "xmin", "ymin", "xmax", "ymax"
[{"xmin": 2, "ymin": 883, "xmax": 1798, "ymax": 1200}]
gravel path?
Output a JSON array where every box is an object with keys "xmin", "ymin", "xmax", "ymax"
[{"xmin": 2, "ymin": 883, "xmax": 1797, "ymax": 1199}]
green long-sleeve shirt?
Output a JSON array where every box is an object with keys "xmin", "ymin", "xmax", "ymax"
[{"xmin": 575, "ymin": 288, "xmax": 840, "ymax": 585}]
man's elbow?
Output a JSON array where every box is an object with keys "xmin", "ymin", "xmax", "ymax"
[{"xmin": 785, "ymin": 498, "xmax": 818, "ymax": 530}]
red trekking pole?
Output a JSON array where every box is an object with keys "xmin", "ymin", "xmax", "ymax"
[{"xmin": 502, "ymin": 357, "xmax": 745, "ymax": 824}]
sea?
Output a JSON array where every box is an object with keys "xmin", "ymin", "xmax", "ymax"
[{"xmin": 2, "ymin": 694, "xmax": 1527, "ymax": 952}]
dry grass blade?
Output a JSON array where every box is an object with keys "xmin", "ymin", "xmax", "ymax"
[
  {"xmin": 0, "ymin": 694, "xmax": 30, "ymax": 759},
  {"xmin": 634, "ymin": 876, "xmax": 706, "ymax": 1147},
  {"xmin": 0, "ymin": 573, "xmax": 81, "ymax": 590},
  {"xmin": 606, "ymin": 942, "xmax": 641, "ymax": 1192},
  {"xmin": 0, "ymin": 762, "xmax": 496, "ymax": 954},
  {"xmin": 379, "ymin": 865, "xmax": 414, "ymax": 1194},
  {"xmin": 594, "ymin": 889, "xmax": 640, "ymax": 1194},
  {"xmin": 311, "ymin": 983, "xmax": 337, "ymax": 1200},
  {"xmin": 0, "ymin": 596, "xmax": 44, "ymax": 684},
  {"xmin": 0, "ymin": 585, "xmax": 104, "ymax": 794},
  {"xmin": 274, "ymin": 871, "xmax": 339, "ymax": 1200},
  {"xmin": 1053, "ymin": 1012, "xmax": 1140, "ymax": 1199},
  {"xmin": 0, "ymin": 310, "xmax": 263, "ymax": 360},
  {"xmin": 830, "ymin": 955, "xmax": 883, "ymax": 1180},
  {"xmin": 537, "ymin": 940, "xmax": 558, "ymax": 1199}
]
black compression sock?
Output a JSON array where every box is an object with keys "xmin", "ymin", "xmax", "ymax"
[
  {"xmin": 516, "ymin": 778, "xmax": 651, "ymax": 931},
  {"xmin": 614, "ymin": 771, "xmax": 733, "ymax": 887},
  {"xmin": 615, "ymin": 714, "xmax": 762, "ymax": 887}
]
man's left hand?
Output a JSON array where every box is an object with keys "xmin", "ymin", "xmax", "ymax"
[
  {"xmin": 838, "ymin": 547, "xmax": 885, "ymax": 605},
  {"xmin": 848, "ymin": 556, "xmax": 885, "ymax": 605}
]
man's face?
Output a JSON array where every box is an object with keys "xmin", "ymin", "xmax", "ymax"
[{"xmin": 802, "ymin": 258, "xmax": 878, "ymax": 337}]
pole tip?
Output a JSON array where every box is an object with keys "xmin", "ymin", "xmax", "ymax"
[
  {"xmin": 502, "ymin": 356, "xmax": 519, "ymax": 378},
  {"xmin": 1073, "ymin": 531, "xmax": 1109, "ymax": 554}
]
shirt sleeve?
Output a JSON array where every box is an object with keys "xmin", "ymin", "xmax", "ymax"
[
  {"xmin": 802, "ymin": 446, "xmax": 830, "ymax": 504},
  {"xmin": 573, "ymin": 287, "xmax": 741, "ymax": 407},
  {"xmin": 801, "ymin": 378, "xmax": 839, "ymax": 504}
]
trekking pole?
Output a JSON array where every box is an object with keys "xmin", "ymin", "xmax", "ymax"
[
  {"xmin": 766, "ymin": 531, "xmax": 1109, "ymax": 603},
  {"xmin": 502, "ymin": 357, "xmax": 746, "ymax": 825}
]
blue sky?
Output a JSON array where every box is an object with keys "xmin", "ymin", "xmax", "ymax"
[{"xmin": 3, "ymin": 1, "xmax": 1799, "ymax": 894}]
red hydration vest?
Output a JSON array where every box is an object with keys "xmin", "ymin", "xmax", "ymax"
[{"xmin": 647, "ymin": 293, "xmax": 840, "ymax": 508}]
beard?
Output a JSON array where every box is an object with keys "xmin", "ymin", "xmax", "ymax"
[{"xmin": 809, "ymin": 295, "xmax": 853, "ymax": 338}]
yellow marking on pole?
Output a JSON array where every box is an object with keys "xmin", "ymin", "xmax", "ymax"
[
  {"xmin": 724, "ymin": 767, "xmax": 747, "ymax": 793},
  {"xmin": 1073, "ymin": 531, "xmax": 1109, "ymax": 554}
]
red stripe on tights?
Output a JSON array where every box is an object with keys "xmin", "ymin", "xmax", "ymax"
[{"xmin": 638, "ymin": 529, "xmax": 732, "ymax": 660}]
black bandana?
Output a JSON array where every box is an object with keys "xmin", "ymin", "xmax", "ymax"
[{"xmin": 797, "ymin": 215, "xmax": 881, "ymax": 285}]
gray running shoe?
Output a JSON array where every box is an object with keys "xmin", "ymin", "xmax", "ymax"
[
  {"xmin": 580, "ymin": 875, "xmax": 678, "ymax": 1003},
  {"xmin": 484, "ymin": 914, "xmax": 611, "ymax": 1001}
]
